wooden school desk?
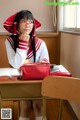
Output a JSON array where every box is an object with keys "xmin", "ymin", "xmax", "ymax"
[
  {"xmin": 0, "ymin": 65, "xmax": 72, "ymax": 120},
  {"xmin": 0, "ymin": 77, "xmax": 42, "ymax": 102},
  {"xmin": 0, "ymin": 65, "xmax": 72, "ymax": 102}
]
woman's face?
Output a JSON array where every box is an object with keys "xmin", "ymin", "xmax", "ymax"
[{"xmin": 18, "ymin": 19, "xmax": 34, "ymax": 34}]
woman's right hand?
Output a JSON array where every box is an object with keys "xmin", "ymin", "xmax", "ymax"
[{"xmin": 19, "ymin": 32, "xmax": 30, "ymax": 42}]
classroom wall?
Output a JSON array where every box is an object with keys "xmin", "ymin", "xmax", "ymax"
[
  {"xmin": 60, "ymin": 32, "xmax": 80, "ymax": 119},
  {"xmin": 0, "ymin": 0, "xmax": 53, "ymax": 32}
]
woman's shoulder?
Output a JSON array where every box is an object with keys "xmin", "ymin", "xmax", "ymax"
[
  {"xmin": 5, "ymin": 36, "xmax": 14, "ymax": 48},
  {"xmin": 6, "ymin": 35, "xmax": 13, "ymax": 42},
  {"xmin": 35, "ymin": 37, "xmax": 47, "ymax": 51},
  {"xmin": 35, "ymin": 37, "xmax": 45, "ymax": 45}
]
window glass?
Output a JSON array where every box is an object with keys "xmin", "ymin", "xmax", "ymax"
[{"xmin": 59, "ymin": 0, "xmax": 80, "ymax": 31}]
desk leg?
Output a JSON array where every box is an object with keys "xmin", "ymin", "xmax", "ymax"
[
  {"xmin": 18, "ymin": 101, "xmax": 20, "ymax": 119},
  {"xmin": 12, "ymin": 100, "xmax": 20, "ymax": 120},
  {"xmin": 0, "ymin": 92, "xmax": 2, "ymax": 119},
  {"xmin": 58, "ymin": 99, "xmax": 63, "ymax": 120},
  {"xmin": 12, "ymin": 101, "xmax": 15, "ymax": 120},
  {"xmin": 42, "ymin": 97, "xmax": 47, "ymax": 120}
]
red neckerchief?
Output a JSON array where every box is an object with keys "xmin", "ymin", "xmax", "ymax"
[{"xmin": 27, "ymin": 38, "xmax": 42, "ymax": 59}]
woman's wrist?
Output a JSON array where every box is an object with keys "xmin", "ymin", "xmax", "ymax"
[{"xmin": 18, "ymin": 39, "xmax": 28, "ymax": 50}]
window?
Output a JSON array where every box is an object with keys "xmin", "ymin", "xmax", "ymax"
[
  {"xmin": 77, "ymin": 0, "xmax": 80, "ymax": 28},
  {"xmin": 59, "ymin": 0, "xmax": 80, "ymax": 32}
]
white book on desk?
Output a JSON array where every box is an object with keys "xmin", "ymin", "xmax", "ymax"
[
  {"xmin": 51, "ymin": 65, "xmax": 69, "ymax": 72},
  {"xmin": 50, "ymin": 65, "xmax": 72, "ymax": 77},
  {"xmin": 0, "ymin": 68, "xmax": 20, "ymax": 76}
]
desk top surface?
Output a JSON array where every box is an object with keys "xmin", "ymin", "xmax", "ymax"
[
  {"xmin": 0, "ymin": 76, "xmax": 42, "ymax": 84},
  {"xmin": 0, "ymin": 65, "xmax": 72, "ymax": 84}
]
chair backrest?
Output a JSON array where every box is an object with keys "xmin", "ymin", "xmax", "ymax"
[{"xmin": 41, "ymin": 76, "xmax": 80, "ymax": 104}]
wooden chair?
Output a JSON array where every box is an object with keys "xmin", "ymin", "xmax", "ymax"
[{"xmin": 41, "ymin": 76, "xmax": 80, "ymax": 120}]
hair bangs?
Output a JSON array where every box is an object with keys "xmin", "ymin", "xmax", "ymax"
[
  {"xmin": 23, "ymin": 11, "xmax": 34, "ymax": 21},
  {"xmin": 15, "ymin": 10, "xmax": 34, "ymax": 23}
]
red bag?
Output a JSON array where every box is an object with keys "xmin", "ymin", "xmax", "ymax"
[{"xmin": 20, "ymin": 63, "xmax": 50, "ymax": 80}]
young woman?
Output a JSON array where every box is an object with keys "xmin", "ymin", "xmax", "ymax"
[{"xmin": 4, "ymin": 10, "xmax": 49, "ymax": 120}]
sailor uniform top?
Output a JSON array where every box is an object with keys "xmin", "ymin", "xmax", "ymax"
[{"xmin": 5, "ymin": 37, "xmax": 50, "ymax": 69}]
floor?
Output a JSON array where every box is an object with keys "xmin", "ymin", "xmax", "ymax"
[{"xmin": 0, "ymin": 99, "xmax": 78, "ymax": 120}]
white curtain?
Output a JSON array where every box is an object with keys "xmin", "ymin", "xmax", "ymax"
[{"xmin": 53, "ymin": 0, "xmax": 57, "ymax": 31}]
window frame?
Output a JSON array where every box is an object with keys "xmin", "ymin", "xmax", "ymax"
[{"xmin": 59, "ymin": 0, "xmax": 80, "ymax": 33}]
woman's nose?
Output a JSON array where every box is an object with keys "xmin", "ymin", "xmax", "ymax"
[{"xmin": 26, "ymin": 22, "xmax": 30, "ymax": 26}]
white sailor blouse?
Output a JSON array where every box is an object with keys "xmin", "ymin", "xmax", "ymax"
[{"xmin": 5, "ymin": 37, "xmax": 50, "ymax": 68}]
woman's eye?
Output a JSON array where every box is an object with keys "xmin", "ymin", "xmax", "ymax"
[
  {"xmin": 23, "ymin": 20, "xmax": 26, "ymax": 22},
  {"xmin": 29, "ymin": 20, "xmax": 33, "ymax": 23},
  {"xmin": 20, "ymin": 19, "xmax": 33, "ymax": 24},
  {"xmin": 20, "ymin": 19, "xmax": 26, "ymax": 23}
]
